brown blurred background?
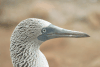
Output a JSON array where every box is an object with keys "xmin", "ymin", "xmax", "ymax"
[{"xmin": 0, "ymin": 0, "xmax": 100, "ymax": 67}]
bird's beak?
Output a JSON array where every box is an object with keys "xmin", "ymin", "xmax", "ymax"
[
  {"xmin": 37, "ymin": 24, "xmax": 90, "ymax": 41},
  {"xmin": 47, "ymin": 24, "xmax": 90, "ymax": 39}
]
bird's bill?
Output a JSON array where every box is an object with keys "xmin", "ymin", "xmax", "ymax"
[
  {"xmin": 47, "ymin": 25, "xmax": 90, "ymax": 38},
  {"xmin": 47, "ymin": 29, "xmax": 90, "ymax": 38}
]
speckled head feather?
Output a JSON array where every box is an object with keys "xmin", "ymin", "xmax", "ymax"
[
  {"xmin": 10, "ymin": 18, "xmax": 89, "ymax": 67},
  {"xmin": 11, "ymin": 18, "xmax": 51, "ymax": 43}
]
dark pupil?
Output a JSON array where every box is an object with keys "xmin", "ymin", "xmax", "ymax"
[
  {"xmin": 43, "ymin": 29, "xmax": 45, "ymax": 32},
  {"xmin": 43, "ymin": 29, "xmax": 46, "ymax": 32}
]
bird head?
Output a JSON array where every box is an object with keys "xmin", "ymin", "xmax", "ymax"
[{"xmin": 11, "ymin": 18, "xmax": 90, "ymax": 44}]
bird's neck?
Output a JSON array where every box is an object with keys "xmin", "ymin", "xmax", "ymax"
[{"xmin": 10, "ymin": 40, "xmax": 49, "ymax": 67}]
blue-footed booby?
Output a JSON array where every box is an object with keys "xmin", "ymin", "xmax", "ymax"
[{"xmin": 10, "ymin": 18, "xmax": 90, "ymax": 67}]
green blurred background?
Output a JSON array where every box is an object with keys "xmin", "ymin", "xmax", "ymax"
[{"xmin": 0, "ymin": 0, "xmax": 100, "ymax": 67}]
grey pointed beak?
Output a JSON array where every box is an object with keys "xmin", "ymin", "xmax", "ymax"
[
  {"xmin": 47, "ymin": 29, "xmax": 90, "ymax": 38},
  {"xmin": 37, "ymin": 24, "xmax": 90, "ymax": 41},
  {"xmin": 47, "ymin": 25, "xmax": 90, "ymax": 39}
]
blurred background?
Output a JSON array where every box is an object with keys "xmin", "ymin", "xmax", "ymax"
[{"xmin": 0, "ymin": 0, "xmax": 100, "ymax": 67}]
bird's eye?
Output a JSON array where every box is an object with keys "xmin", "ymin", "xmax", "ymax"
[{"xmin": 42, "ymin": 28, "xmax": 46, "ymax": 33}]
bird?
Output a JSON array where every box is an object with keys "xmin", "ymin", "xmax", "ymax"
[{"xmin": 10, "ymin": 18, "xmax": 90, "ymax": 67}]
